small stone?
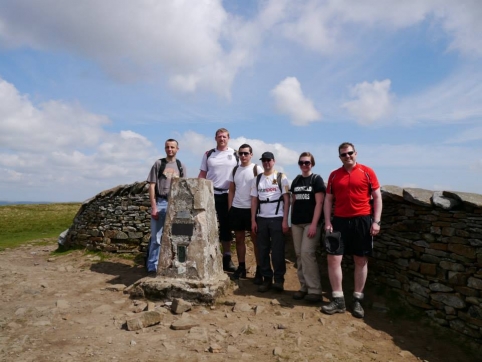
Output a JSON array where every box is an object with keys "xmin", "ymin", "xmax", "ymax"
[
  {"xmin": 254, "ymin": 305, "xmax": 265, "ymax": 315},
  {"xmin": 209, "ymin": 343, "xmax": 222, "ymax": 353},
  {"xmin": 270, "ymin": 299, "xmax": 280, "ymax": 306},
  {"xmin": 130, "ymin": 340, "xmax": 136, "ymax": 346},
  {"xmin": 233, "ymin": 302, "xmax": 252, "ymax": 313},
  {"xmin": 105, "ymin": 284, "xmax": 126, "ymax": 292},
  {"xmin": 170, "ymin": 318, "xmax": 199, "ymax": 330},
  {"xmin": 126, "ymin": 311, "xmax": 163, "ymax": 331},
  {"xmin": 227, "ymin": 345, "xmax": 240, "ymax": 354},
  {"xmin": 47, "ymin": 258, "xmax": 55, "ymax": 262},
  {"xmin": 56, "ymin": 300, "xmax": 70, "ymax": 309},
  {"xmin": 318, "ymin": 318, "xmax": 326, "ymax": 326},
  {"xmin": 273, "ymin": 347, "xmax": 283, "ymax": 356},
  {"xmin": 171, "ymin": 298, "xmax": 192, "ymax": 314},
  {"xmin": 277, "ymin": 324, "xmax": 287, "ymax": 329}
]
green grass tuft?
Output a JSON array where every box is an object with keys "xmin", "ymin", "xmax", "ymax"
[{"xmin": 0, "ymin": 203, "xmax": 81, "ymax": 250}]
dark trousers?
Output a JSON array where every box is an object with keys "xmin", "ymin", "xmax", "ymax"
[
  {"xmin": 257, "ymin": 216, "xmax": 286, "ymax": 283},
  {"xmin": 214, "ymin": 193, "xmax": 232, "ymax": 242}
]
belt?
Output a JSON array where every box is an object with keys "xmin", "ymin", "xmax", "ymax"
[{"xmin": 157, "ymin": 195, "xmax": 168, "ymax": 200}]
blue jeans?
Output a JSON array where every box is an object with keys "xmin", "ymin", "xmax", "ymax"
[{"xmin": 147, "ymin": 198, "xmax": 168, "ymax": 272}]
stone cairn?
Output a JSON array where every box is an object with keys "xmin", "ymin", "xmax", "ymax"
[
  {"xmin": 376, "ymin": 186, "xmax": 482, "ymax": 342},
  {"xmin": 128, "ymin": 178, "xmax": 230, "ymax": 303}
]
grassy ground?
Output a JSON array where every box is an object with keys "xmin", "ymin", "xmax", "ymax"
[{"xmin": 0, "ymin": 203, "xmax": 81, "ymax": 250}]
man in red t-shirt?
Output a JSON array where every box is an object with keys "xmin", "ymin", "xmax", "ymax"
[{"xmin": 322, "ymin": 142, "xmax": 382, "ymax": 318}]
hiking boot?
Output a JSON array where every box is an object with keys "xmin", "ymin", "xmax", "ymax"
[
  {"xmin": 253, "ymin": 266, "xmax": 263, "ymax": 285},
  {"xmin": 352, "ymin": 298, "xmax": 364, "ymax": 318},
  {"xmin": 272, "ymin": 282, "xmax": 284, "ymax": 292},
  {"xmin": 258, "ymin": 280, "xmax": 272, "ymax": 293},
  {"xmin": 147, "ymin": 270, "xmax": 157, "ymax": 278},
  {"xmin": 305, "ymin": 294, "xmax": 322, "ymax": 303},
  {"xmin": 293, "ymin": 291, "xmax": 307, "ymax": 300},
  {"xmin": 321, "ymin": 297, "xmax": 346, "ymax": 315},
  {"xmin": 230, "ymin": 265, "xmax": 247, "ymax": 280},
  {"xmin": 223, "ymin": 255, "xmax": 236, "ymax": 272}
]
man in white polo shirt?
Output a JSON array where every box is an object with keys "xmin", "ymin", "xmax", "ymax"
[{"xmin": 198, "ymin": 128, "xmax": 239, "ymax": 272}]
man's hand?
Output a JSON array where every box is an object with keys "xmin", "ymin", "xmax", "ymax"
[
  {"xmin": 282, "ymin": 220, "xmax": 289, "ymax": 234},
  {"xmin": 325, "ymin": 222, "xmax": 333, "ymax": 233},
  {"xmin": 251, "ymin": 221, "xmax": 258, "ymax": 235},
  {"xmin": 151, "ymin": 206, "xmax": 159, "ymax": 220},
  {"xmin": 307, "ymin": 223, "xmax": 318, "ymax": 238},
  {"xmin": 370, "ymin": 222, "xmax": 380, "ymax": 236}
]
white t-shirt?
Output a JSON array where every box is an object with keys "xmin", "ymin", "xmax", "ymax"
[
  {"xmin": 199, "ymin": 147, "xmax": 238, "ymax": 194},
  {"xmin": 251, "ymin": 171, "xmax": 290, "ymax": 218},
  {"xmin": 229, "ymin": 163, "xmax": 264, "ymax": 208}
]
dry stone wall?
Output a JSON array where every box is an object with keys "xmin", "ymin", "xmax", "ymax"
[
  {"xmin": 375, "ymin": 186, "xmax": 482, "ymax": 342},
  {"xmin": 64, "ymin": 181, "xmax": 482, "ymax": 343},
  {"xmin": 65, "ymin": 181, "xmax": 151, "ymax": 253}
]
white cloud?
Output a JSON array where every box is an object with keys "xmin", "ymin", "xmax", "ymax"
[
  {"xmin": 444, "ymin": 126, "xmax": 482, "ymax": 144},
  {"xmin": 271, "ymin": 77, "xmax": 321, "ymax": 126},
  {"xmin": 0, "ymin": 77, "xmax": 156, "ymax": 201},
  {"xmin": 342, "ymin": 79, "xmax": 393, "ymax": 125}
]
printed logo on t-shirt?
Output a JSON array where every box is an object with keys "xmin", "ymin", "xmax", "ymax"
[
  {"xmin": 259, "ymin": 187, "xmax": 278, "ymax": 193},
  {"xmin": 294, "ymin": 186, "xmax": 312, "ymax": 192},
  {"xmin": 163, "ymin": 169, "xmax": 179, "ymax": 179}
]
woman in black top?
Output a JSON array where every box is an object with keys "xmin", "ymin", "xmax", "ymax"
[{"xmin": 290, "ymin": 152, "xmax": 326, "ymax": 302}]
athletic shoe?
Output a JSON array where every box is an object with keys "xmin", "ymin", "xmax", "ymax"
[
  {"xmin": 230, "ymin": 265, "xmax": 247, "ymax": 280},
  {"xmin": 272, "ymin": 282, "xmax": 284, "ymax": 292},
  {"xmin": 292, "ymin": 291, "xmax": 307, "ymax": 300},
  {"xmin": 257, "ymin": 280, "xmax": 272, "ymax": 293},
  {"xmin": 321, "ymin": 297, "xmax": 346, "ymax": 314},
  {"xmin": 352, "ymin": 298, "xmax": 365, "ymax": 318},
  {"xmin": 222, "ymin": 255, "xmax": 236, "ymax": 272}
]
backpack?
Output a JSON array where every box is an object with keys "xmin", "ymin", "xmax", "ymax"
[
  {"xmin": 255, "ymin": 172, "xmax": 285, "ymax": 215},
  {"xmin": 156, "ymin": 158, "xmax": 183, "ymax": 196},
  {"xmin": 232, "ymin": 164, "xmax": 259, "ymax": 178}
]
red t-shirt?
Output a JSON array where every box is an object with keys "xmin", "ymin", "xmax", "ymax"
[{"xmin": 326, "ymin": 163, "xmax": 380, "ymax": 217}]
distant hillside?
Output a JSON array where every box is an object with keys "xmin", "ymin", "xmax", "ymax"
[{"xmin": 0, "ymin": 201, "xmax": 52, "ymax": 206}]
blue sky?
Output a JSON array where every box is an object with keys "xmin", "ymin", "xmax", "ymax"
[{"xmin": 0, "ymin": 0, "xmax": 481, "ymax": 202}]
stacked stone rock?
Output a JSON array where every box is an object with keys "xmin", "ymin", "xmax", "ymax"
[
  {"xmin": 376, "ymin": 186, "xmax": 482, "ymax": 341},
  {"xmin": 65, "ymin": 181, "xmax": 151, "ymax": 252}
]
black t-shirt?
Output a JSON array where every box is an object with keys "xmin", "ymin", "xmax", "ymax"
[{"xmin": 290, "ymin": 174, "xmax": 326, "ymax": 225}]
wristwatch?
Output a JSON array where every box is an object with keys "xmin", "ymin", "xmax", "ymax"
[{"xmin": 374, "ymin": 220, "xmax": 381, "ymax": 226}]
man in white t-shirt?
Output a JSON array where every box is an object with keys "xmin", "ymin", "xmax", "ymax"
[
  {"xmin": 198, "ymin": 128, "xmax": 239, "ymax": 272},
  {"xmin": 228, "ymin": 144, "xmax": 264, "ymax": 283},
  {"xmin": 251, "ymin": 152, "xmax": 290, "ymax": 292}
]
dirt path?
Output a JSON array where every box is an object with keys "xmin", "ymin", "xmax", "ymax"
[{"xmin": 0, "ymin": 240, "xmax": 477, "ymax": 362}]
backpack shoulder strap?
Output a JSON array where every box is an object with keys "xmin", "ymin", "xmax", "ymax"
[
  {"xmin": 277, "ymin": 172, "xmax": 284, "ymax": 193},
  {"xmin": 292, "ymin": 175, "xmax": 301, "ymax": 189},
  {"xmin": 253, "ymin": 164, "xmax": 258, "ymax": 176},
  {"xmin": 256, "ymin": 173, "xmax": 262, "ymax": 191},
  {"xmin": 158, "ymin": 158, "xmax": 167, "ymax": 179},
  {"xmin": 233, "ymin": 150, "xmax": 239, "ymax": 165},
  {"xmin": 175, "ymin": 159, "xmax": 183, "ymax": 178},
  {"xmin": 232, "ymin": 165, "xmax": 239, "ymax": 178}
]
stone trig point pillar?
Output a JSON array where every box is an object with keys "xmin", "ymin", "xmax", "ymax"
[{"xmin": 129, "ymin": 178, "xmax": 229, "ymax": 304}]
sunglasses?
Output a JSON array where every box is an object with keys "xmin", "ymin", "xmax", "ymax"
[
  {"xmin": 238, "ymin": 152, "xmax": 250, "ymax": 156},
  {"xmin": 339, "ymin": 151, "xmax": 355, "ymax": 157},
  {"xmin": 298, "ymin": 161, "xmax": 311, "ymax": 166},
  {"xmin": 261, "ymin": 158, "xmax": 272, "ymax": 163}
]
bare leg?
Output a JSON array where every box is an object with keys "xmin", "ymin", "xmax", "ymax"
[
  {"xmin": 234, "ymin": 231, "xmax": 246, "ymax": 263},
  {"xmin": 327, "ymin": 254, "xmax": 343, "ymax": 292},
  {"xmin": 353, "ymin": 256, "xmax": 368, "ymax": 293}
]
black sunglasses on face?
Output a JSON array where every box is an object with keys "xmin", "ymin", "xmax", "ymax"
[
  {"xmin": 261, "ymin": 158, "xmax": 272, "ymax": 163},
  {"xmin": 339, "ymin": 151, "xmax": 355, "ymax": 157},
  {"xmin": 298, "ymin": 161, "xmax": 311, "ymax": 166},
  {"xmin": 238, "ymin": 152, "xmax": 250, "ymax": 156}
]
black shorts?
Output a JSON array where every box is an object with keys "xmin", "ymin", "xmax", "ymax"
[
  {"xmin": 229, "ymin": 207, "xmax": 252, "ymax": 231},
  {"xmin": 325, "ymin": 215, "xmax": 373, "ymax": 256}
]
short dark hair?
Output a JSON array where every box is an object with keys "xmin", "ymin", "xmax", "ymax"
[
  {"xmin": 238, "ymin": 143, "xmax": 252, "ymax": 153},
  {"xmin": 215, "ymin": 128, "xmax": 230, "ymax": 138},
  {"xmin": 165, "ymin": 139, "xmax": 179, "ymax": 146},
  {"xmin": 338, "ymin": 142, "xmax": 355, "ymax": 154},
  {"xmin": 299, "ymin": 152, "xmax": 315, "ymax": 166}
]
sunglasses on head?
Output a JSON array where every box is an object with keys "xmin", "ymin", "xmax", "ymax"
[
  {"xmin": 238, "ymin": 152, "xmax": 250, "ymax": 156},
  {"xmin": 261, "ymin": 158, "xmax": 272, "ymax": 163},
  {"xmin": 339, "ymin": 151, "xmax": 355, "ymax": 157},
  {"xmin": 298, "ymin": 161, "xmax": 311, "ymax": 166}
]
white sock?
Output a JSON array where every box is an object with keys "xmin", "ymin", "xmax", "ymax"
[
  {"xmin": 332, "ymin": 291, "xmax": 344, "ymax": 298},
  {"xmin": 353, "ymin": 292, "xmax": 364, "ymax": 300}
]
